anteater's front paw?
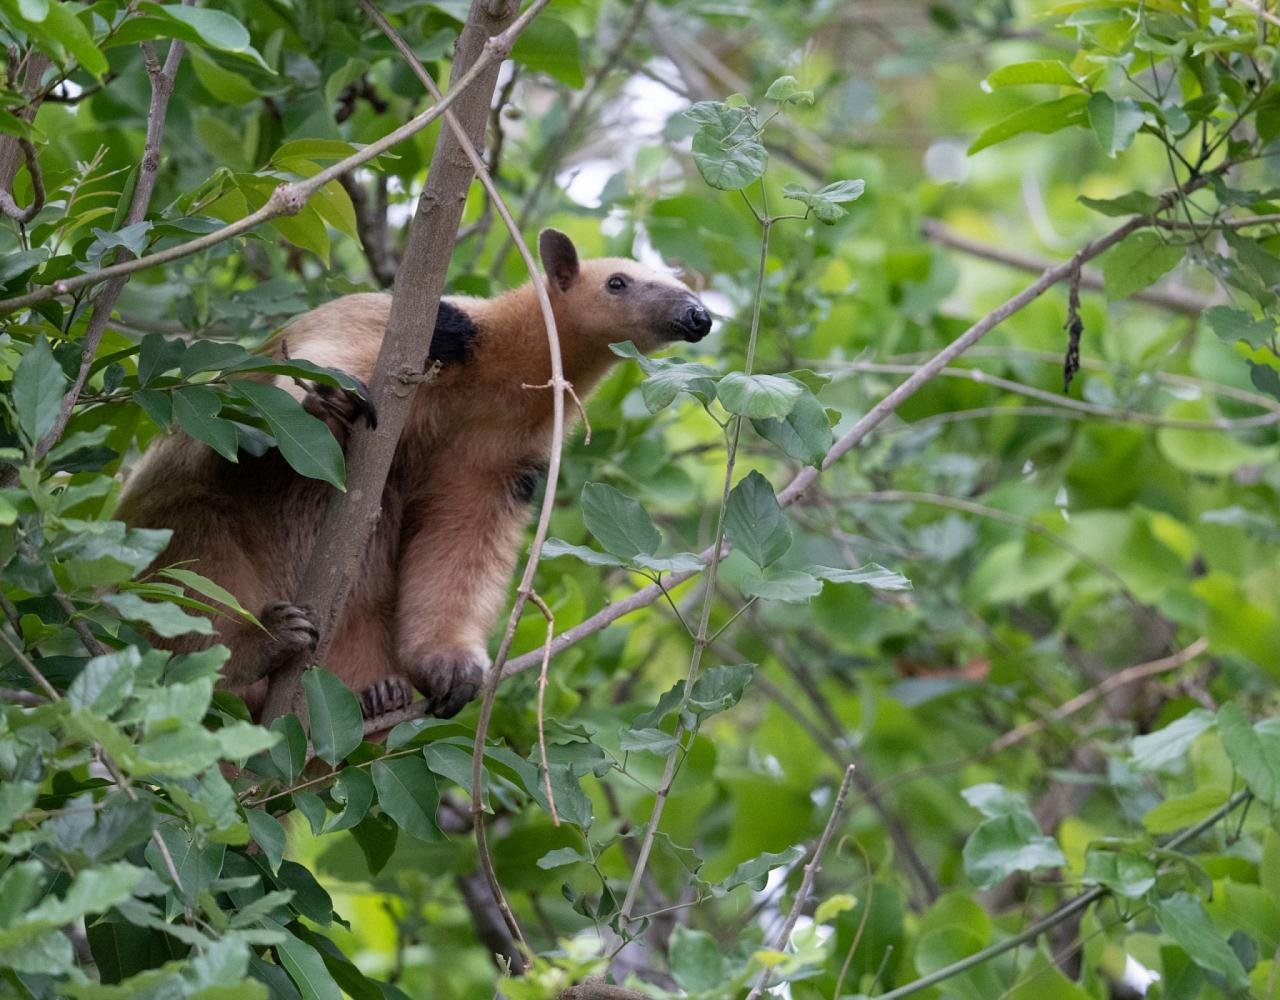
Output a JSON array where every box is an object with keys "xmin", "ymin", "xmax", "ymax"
[
  {"xmin": 407, "ymin": 648, "xmax": 488, "ymax": 719},
  {"xmin": 302, "ymin": 378, "xmax": 378, "ymax": 439},
  {"xmin": 261, "ymin": 601, "xmax": 319, "ymax": 656},
  {"xmin": 359, "ymin": 676, "xmax": 415, "ymax": 719}
]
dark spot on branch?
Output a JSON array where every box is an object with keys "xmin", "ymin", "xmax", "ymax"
[{"xmin": 1063, "ymin": 264, "xmax": 1082, "ymax": 394}]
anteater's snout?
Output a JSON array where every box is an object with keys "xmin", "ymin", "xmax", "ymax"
[{"xmin": 677, "ymin": 301, "xmax": 712, "ymax": 342}]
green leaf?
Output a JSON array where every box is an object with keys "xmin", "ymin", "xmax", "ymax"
[
  {"xmin": 711, "ymin": 844, "xmax": 805, "ymax": 896},
  {"xmin": 580, "ymin": 483, "xmax": 661, "ymax": 559},
  {"xmin": 302, "ymin": 669, "xmax": 362, "ymax": 766},
  {"xmin": 1078, "ymin": 190, "xmax": 1163, "ymax": 217},
  {"xmin": 637, "ymin": 360, "xmax": 720, "ymax": 413},
  {"xmin": 740, "ymin": 569, "xmax": 822, "ymax": 602},
  {"xmin": 1154, "ymin": 892, "xmax": 1249, "ymax": 988},
  {"xmin": 68, "ymin": 648, "xmax": 140, "ymax": 716},
  {"xmin": 687, "ymin": 102, "xmax": 768, "ymax": 191},
  {"xmin": 752, "ymin": 390, "xmax": 832, "ymax": 465},
  {"xmin": 160, "ymin": 568, "xmax": 259, "ymax": 624},
  {"xmin": 1218, "ymin": 703, "xmax": 1280, "ymax": 808},
  {"xmin": 811, "ymin": 563, "xmax": 913, "ymax": 591},
  {"xmin": 136, "ymin": 334, "xmax": 186, "ymax": 385},
  {"xmin": 274, "ymin": 927, "xmax": 342, "ymax": 1000},
  {"xmin": 100, "ymin": 592, "xmax": 214, "ymax": 637},
  {"xmin": 1143, "ymin": 786, "xmax": 1231, "ymax": 834},
  {"xmin": 246, "ymin": 810, "xmax": 286, "ymax": 873},
  {"xmin": 962, "ymin": 783, "xmax": 1031, "ymax": 819},
  {"xmin": 1087, "ymin": 92, "xmax": 1145, "ymax": 156},
  {"xmin": 781, "ymin": 179, "xmax": 865, "ymax": 223},
  {"xmin": 7, "ymin": 0, "xmax": 110, "ymax": 79},
  {"xmin": 1082, "ymin": 847, "xmax": 1156, "ymax": 898},
  {"xmin": 0, "ymin": 782, "xmax": 37, "ymax": 833},
  {"xmin": 963, "ymin": 812, "xmax": 1066, "ymax": 889},
  {"xmin": 984, "ymin": 60, "xmax": 1081, "ymax": 89},
  {"xmin": 717, "ymin": 372, "xmax": 805, "ymax": 419},
  {"xmin": 1205, "ymin": 305, "xmax": 1274, "ymax": 348},
  {"xmin": 12, "ymin": 336, "xmax": 67, "ymax": 446},
  {"xmin": 618, "ymin": 727, "xmax": 680, "ymax": 755},
  {"xmin": 1101, "ymin": 231, "xmax": 1184, "ymax": 300},
  {"xmin": 1131, "ymin": 709, "xmax": 1216, "ymax": 772},
  {"xmin": 213, "ymin": 720, "xmax": 281, "ymax": 763},
  {"xmin": 173, "ymin": 386, "xmax": 239, "ymax": 462},
  {"xmin": 159, "ymin": 5, "xmax": 267, "ymax": 68},
  {"xmin": 669, "ymin": 926, "xmax": 724, "ymax": 993},
  {"xmin": 1157, "ymin": 398, "xmax": 1277, "ymax": 475},
  {"xmin": 969, "ymin": 93, "xmax": 1090, "ymax": 154},
  {"xmin": 371, "ymin": 756, "xmax": 442, "ymax": 842},
  {"xmin": 725, "ymin": 470, "xmax": 792, "ymax": 567},
  {"xmin": 536, "ymin": 847, "xmax": 589, "ymax": 869},
  {"xmin": 540, "ymin": 538, "xmax": 626, "ymax": 568},
  {"xmin": 764, "ymin": 75, "xmax": 814, "ymax": 105},
  {"xmin": 511, "ymin": 16, "xmax": 583, "ymax": 87},
  {"xmin": 231, "ymin": 380, "xmax": 346, "ymax": 489},
  {"xmin": 328, "ymin": 767, "xmax": 375, "ymax": 832},
  {"xmin": 188, "ymin": 48, "xmax": 260, "ymax": 105},
  {"xmin": 270, "ymin": 714, "xmax": 307, "ymax": 783},
  {"xmin": 688, "ymin": 663, "xmax": 755, "ymax": 717}
]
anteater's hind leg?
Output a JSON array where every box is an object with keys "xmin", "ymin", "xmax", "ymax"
[{"xmin": 329, "ymin": 597, "xmax": 406, "ymax": 721}]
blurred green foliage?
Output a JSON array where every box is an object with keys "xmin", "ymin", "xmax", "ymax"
[{"xmin": 4, "ymin": 0, "xmax": 1280, "ymax": 997}]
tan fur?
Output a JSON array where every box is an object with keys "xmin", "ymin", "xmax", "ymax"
[{"xmin": 117, "ymin": 233, "xmax": 709, "ymax": 719}]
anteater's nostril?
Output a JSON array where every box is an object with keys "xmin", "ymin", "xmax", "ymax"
[{"xmin": 685, "ymin": 304, "xmax": 712, "ymax": 334}]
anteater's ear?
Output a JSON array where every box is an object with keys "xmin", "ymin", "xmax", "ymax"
[{"xmin": 538, "ymin": 228, "xmax": 580, "ymax": 293}]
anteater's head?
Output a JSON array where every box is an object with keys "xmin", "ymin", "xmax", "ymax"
[{"xmin": 538, "ymin": 228, "xmax": 711, "ymax": 354}]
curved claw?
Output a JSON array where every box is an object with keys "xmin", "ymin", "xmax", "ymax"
[
  {"xmin": 359, "ymin": 676, "xmax": 415, "ymax": 719},
  {"xmin": 302, "ymin": 379, "xmax": 378, "ymax": 435},
  {"xmin": 407, "ymin": 650, "xmax": 487, "ymax": 719}
]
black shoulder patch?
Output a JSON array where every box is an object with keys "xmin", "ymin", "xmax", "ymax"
[
  {"xmin": 428, "ymin": 300, "xmax": 478, "ymax": 364},
  {"xmin": 509, "ymin": 461, "xmax": 548, "ymax": 506}
]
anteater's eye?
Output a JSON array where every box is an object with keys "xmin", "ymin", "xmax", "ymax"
[{"xmin": 606, "ymin": 275, "xmax": 628, "ymax": 292}]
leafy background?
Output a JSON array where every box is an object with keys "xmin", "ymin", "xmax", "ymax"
[{"xmin": 3, "ymin": 0, "xmax": 1280, "ymax": 998}]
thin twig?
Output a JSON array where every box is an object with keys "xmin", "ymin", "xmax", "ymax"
[
  {"xmin": 0, "ymin": 686, "xmax": 46, "ymax": 707},
  {"xmin": 618, "ymin": 215, "xmax": 776, "ymax": 927},
  {"xmin": 873, "ymin": 791, "xmax": 1250, "ymax": 1000},
  {"xmin": 744, "ymin": 765, "xmax": 857, "ymax": 1000},
  {"xmin": 528, "ymin": 590, "xmax": 559, "ymax": 826},
  {"xmin": 0, "ymin": 138, "xmax": 44, "ymax": 223},
  {"xmin": 524, "ymin": 378, "xmax": 592, "ymax": 444},
  {"xmin": 989, "ymin": 638, "xmax": 1209, "ymax": 754}
]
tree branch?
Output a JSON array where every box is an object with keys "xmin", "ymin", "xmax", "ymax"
[
  {"xmin": 744, "ymin": 765, "xmax": 857, "ymax": 1000},
  {"xmin": 0, "ymin": 138, "xmax": 44, "ymax": 223},
  {"xmin": 0, "ymin": 51, "xmax": 50, "ymax": 203},
  {"xmin": 260, "ymin": 0, "xmax": 548, "ymax": 725},
  {"xmin": 826, "ymin": 360, "xmax": 1280, "ymax": 431},
  {"xmin": 921, "ymin": 219, "xmax": 1211, "ymax": 316},
  {"xmin": 337, "ymin": 171, "xmax": 397, "ymax": 288}
]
